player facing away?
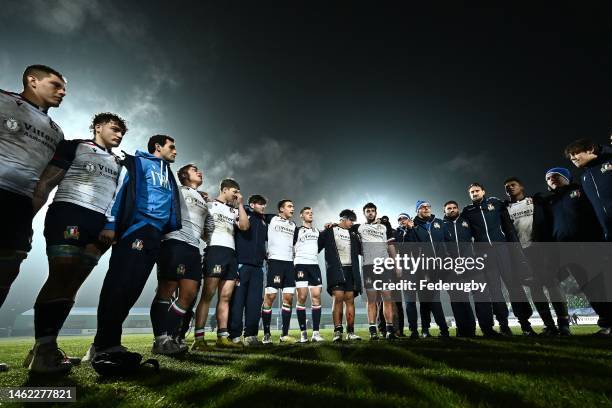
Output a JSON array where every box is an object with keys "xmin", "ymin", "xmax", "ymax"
[
  {"xmin": 293, "ymin": 207, "xmax": 324, "ymax": 343},
  {"xmin": 0, "ymin": 65, "xmax": 66, "ymax": 372},
  {"xmin": 151, "ymin": 164, "xmax": 213, "ymax": 355},
  {"xmin": 355, "ymin": 203, "xmax": 397, "ymax": 340},
  {"xmin": 261, "ymin": 200, "xmax": 297, "ymax": 344},
  {"xmin": 192, "ymin": 179, "xmax": 249, "ymax": 350},
  {"xmin": 85, "ymin": 135, "xmax": 182, "ymax": 361},
  {"xmin": 24, "ymin": 113, "xmax": 126, "ymax": 374},
  {"xmin": 319, "ymin": 209, "xmax": 363, "ymax": 342}
]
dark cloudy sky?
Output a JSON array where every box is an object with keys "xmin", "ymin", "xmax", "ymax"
[{"xmin": 1, "ymin": 1, "xmax": 611, "ymax": 314}]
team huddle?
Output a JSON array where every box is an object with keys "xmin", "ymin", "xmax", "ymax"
[{"xmin": 1, "ymin": 65, "xmax": 611, "ymax": 376}]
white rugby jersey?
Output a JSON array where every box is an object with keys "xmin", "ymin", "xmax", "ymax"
[
  {"xmin": 358, "ymin": 222, "xmax": 390, "ymax": 265},
  {"xmin": 507, "ymin": 197, "xmax": 535, "ymax": 249},
  {"xmin": 0, "ymin": 90, "xmax": 64, "ymax": 198},
  {"xmin": 267, "ymin": 215, "xmax": 296, "ymax": 262},
  {"xmin": 333, "ymin": 226, "xmax": 352, "ymax": 266},
  {"xmin": 208, "ymin": 200, "xmax": 238, "ymax": 249},
  {"xmin": 293, "ymin": 226, "xmax": 320, "ymax": 265},
  {"xmin": 52, "ymin": 140, "xmax": 121, "ymax": 214},
  {"xmin": 164, "ymin": 186, "xmax": 211, "ymax": 249}
]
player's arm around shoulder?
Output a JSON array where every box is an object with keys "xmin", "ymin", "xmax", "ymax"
[{"xmin": 236, "ymin": 193, "xmax": 250, "ymax": 231}]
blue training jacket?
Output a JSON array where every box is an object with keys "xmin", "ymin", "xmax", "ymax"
[
  {"xmin": 579, "ymin": 145, "xmax": 612, "ymax": 241},
  {"xmin": 461, "ymin": 196, "xmax": 518, "ymax": 244},
  {"xmin": 105, "ymin": 150, "xmax": 181, "ymax": 238},
  {"xmin": 235, "ymin": 205, "xmax": 268, "ymax": 267}
]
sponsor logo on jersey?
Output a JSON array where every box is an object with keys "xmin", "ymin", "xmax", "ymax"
[
  {"xmin": 462, "ymin": 221, "xmax": 469, "ymax": 228},
  {"xmin": 213, "ymin": 265, "xmax": 222, "ymax": 274},
  {"xmin": 487, "ymin": 203, "xmax": 495, "ymax": 211},
  {"xmin": 570, "ymin": 190, "xmax": 581, "ymax": 199},
  {"xmin": 63, "ymin": 226, "xmax": 80, "ymax": 240},
  {"xmin": 3, "ymin": 118, "xmax": 20, "ymax": 133},
  {"xmin": 177, "ymin": 264, "xmax": 186, "ymax": 276},
  {"xmin": 131, "ymin": 239, "xmax": 144, "ymax": 251},
  {"xmin": 601, "ymin": 162, "xmax": 612, "ymax": 173}
]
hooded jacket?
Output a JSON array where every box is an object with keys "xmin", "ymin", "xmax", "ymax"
[
  {"xmin": 461, "ymin": 196, "xmax": 518, "ymax": 244},
  {"xmin": 105, "ymin": 150, "xmax": 181, "ymax": 239},
  {"xmin": 319, "ymin": 226, "xmax": 362, "ymax": 296},
  {"xmin": 579, "ymin": 145, "xmax": 612, "ymax": 241},
  {"xmin": 235, "ymin": 205, "xmax": 268, "ymax": 267},
  {"xmin": 443, "ymin": 215, "xmax": 474, "ymax": 258},
  {"xmin": 412, "ymin": 214, "xmax": 447, "ymax": 258}
]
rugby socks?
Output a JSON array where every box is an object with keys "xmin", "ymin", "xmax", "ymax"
[
  {"xmin": 262, "ymin": 306, "xmax": 273, "ymax": 335},
  {"xmin": 334, "ymin": 324, "xmax": 343, "ymax": 333},
  {"xmin": 165, "ymin": 301, "xmax": 187, "ymax": 337},
  {"xmin": 33, "ymin": 299, "xmax": 74, "ymax": 339},
  {"xmin": 178, "ymin": 308, "xmax": 194, "ymax": 339},
  {"xmin": 311, "ymin": 305, "xmax": 321, "ymax": 331},
  {"xmin": 281, "ymin": 303, "xmax": 292, "ymax": 336},
  {"xmin": 194, "ymin": 327, "xmax": 206, "ymax": 342},
  {"xmin": 386, "ymin": 324, "xmax": 394, "ymax": 335},
  {"xmin": 217, "ymin": 328, "xmax": 229, "ymax": 338},
  {"xmin": 347, "ymin": 324, "xmax": 355, "ymax": 334},
  {"xmin": 150, "ymin": 297, "xmax": 172, "ymax": 337},
  {"xmin": 369, "ymin": 324, "xmax": 377, "ymax": 336},
  {"xmin": 296, "ymin": 303, "xmax": 307, "ymax": 331}
]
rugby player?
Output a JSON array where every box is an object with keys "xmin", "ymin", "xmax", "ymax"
[
  {"xmin": 0, "ymin": 65, "xmax": 66, "ymax": 372},
  {"xmin": 261, "ymin": 200, "xmax": 297, "ymax": 344},
  {"xmin": 294, "ymin": 207, "xmax": 324, "ymax": 343},
  {"xmin": 319, "ymin": 209, "xmax": 362, "ymax": 342},
  {"xmin": 23, "ymin": 113, "xmax": 126, "ymax": 373},
  {"xmin": 85, "ymin": 135, "xmax": 182, "ymax": 361},
  {"xmin": 192, "ymin": 179, "xmax": 249, "ymax": 350},
  {"xmin": 504, "ymin": 177, "xmax": 570, "ymax": 336},
  {"xmin": 150, "ymin": 164, "xmax": 213, "ymax": 354}
]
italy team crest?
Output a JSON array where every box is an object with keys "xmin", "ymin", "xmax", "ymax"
[
  {"xmin": 177, "ymin": 264, "xmax": 186, "ymax": 276},
  {"xmin": 3, "ymin": 118, "xmax": 20, "ymax": 133},
  {"xmin": 601, "ymin": 162, "xmax": 612, "ymax": 173},
  {"xmin": 570, "ymin": 190, "xmax": 581, "ymax": 199},
  {"xmin": 131, "ymin": 239, "xmax": 144, "ymax": 251},
  {"xmin": 274, "ymin": 275, "xmax": 281, "ymax": 284},
  {"xmin": 487, "ymin": 203, "xmax": 495, "ymax": 211},
  {"xmin": 297, "ymin": 271, "xmax": 305, "ymax": 279},
  {"xmin": 433, "ymin": 222, "xmax": 441, "ymax": 229},
  {"xmin": 64, "ymin": 226, "xmax": 80, "ymax": 240},
  {"xmin": 462, "ymin": 221, "xmax": 469, "ymax": 228}
]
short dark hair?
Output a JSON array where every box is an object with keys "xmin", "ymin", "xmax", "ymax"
[
  {"xmin": 90, "ymin": 112, "xmax": 127, "ymax": 136},
  {"xmin": 443, "ymin": 200, "xmax": 459, "ymax": 208},
  {"xmin": 177, "ymin": 163, "xmax": 197, "ymax": 185},
  {"xmin": 147, "ymin": 134, "xmax": 174, "ymax": 154},
  {"xmin": 503, "ymin": 177, "xmax": 523, "ymax": 186},
  {"xmin": 22, "ymin": 64, "xmax": 66, "ymax": 87},
  {"xmin": 278, "ymin": 199, "xmax": 293, "ymax": 211},
  {"xmin": 468, "ymin": 182, "xmax": 485, "ymax": 190},
  {"xmin": 300, "ymin": 206, "xmax": 311, "ymax": 215},
  {"xmin": 363, "ymin": 202, "xmax": 377, "ymax": 212},
  {"xmin": 339, "ymin": 209, "xmax": 357, "ymax": 221},
  {"xmin": 248, "ymin": 194, "xmax": 267, "ymax": 205},
  {"xmin": 220, "ymin": 178, "xmax": 240, "ymax": 191},
  {"xmin": 564, "ymin": 138, "xmax": 600, "ymax": 158}
]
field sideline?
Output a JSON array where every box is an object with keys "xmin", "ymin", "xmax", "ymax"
[{"xmin": 0, "ymin": 325, "xmax": 611, "ymax": 407}]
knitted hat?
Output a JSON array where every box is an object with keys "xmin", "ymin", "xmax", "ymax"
[
  {"xmin": 415, "ymin": 200, "xmax": 430, "ymax": 212},
  {"xmin": 545, "ymin": 167, "xmax": 572, "ymax": 183}
]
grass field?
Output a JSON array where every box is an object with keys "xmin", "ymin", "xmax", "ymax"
[{"xmin": 0, "ymin": 326, "xmax": 611, "ymax": 407}]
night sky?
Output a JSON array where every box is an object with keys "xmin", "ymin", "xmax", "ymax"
[{"xmin": 1, "ymin": 1, "xmax": 610, "ymax": 313}]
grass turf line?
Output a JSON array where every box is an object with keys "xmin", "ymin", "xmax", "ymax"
[{"xmin": 0, "ymin": 325, "xmax": 611, "ymax": 407}]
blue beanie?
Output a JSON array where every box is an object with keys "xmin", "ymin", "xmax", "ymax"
[
  {"xmin": 415, "ymin": 200, "xmax": 430, "ymax": 212},
  {"xmin": 545, "ymin": 167, "xmax": 572, "ymax": 183},
  {"xmin": 397, "ymin": 212, "xmax": 411, "ymax": 220}
]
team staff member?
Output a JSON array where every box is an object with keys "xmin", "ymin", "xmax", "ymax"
[
  {"xmin": 0, "ymin": 65, "xmax": 66, "ymax": 372},
  {"xmin": 150, "ymin": 164, "xmax": 212, "ymax": 355},
  {"xmin": 25, "ymin": 113, "xmax": 126, "ymax": 374},
  {"xmin": 229, "ymin": 194, "xmax": 268, "ymax": 346},
  {"xmin": 394, "ymin": 213, "xmax": 421, "ymax": 339},
  {"xmin": 545, "ymin": 167, "xmax": 612, "ymax": 336},
  {"xmin": 411, "ymin": 201, "xmax": 450, "ymax": 338},
  {"xmin": 461, "ymin": 183, "xmax": 536, "ymax": 336},
  {"xmin": 85, "ymin": 135, "xmax": 182, "ymax": 361},
  {"xmin": 319, "ymin": 210, "xmax": 363, "ymax": 342}
]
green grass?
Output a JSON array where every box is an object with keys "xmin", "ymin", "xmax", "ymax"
[{"xmin": 0, "ymin": 326, "xmax": 611, "ymax": 407}]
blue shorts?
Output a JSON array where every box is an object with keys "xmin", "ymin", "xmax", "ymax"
[
  {"xmin": 157, "ymin": 239, "xmax": 202, "ymax": 282},
  {"xmin": 295, "ymin": 264, "xmax": 322, "ymax": 288},
  {"xmin": 204, "ymin": 246, "xmax": 238, "ymax": 280},
  {"xmin": 266, "ymin": 259, "xmax": 296, "ymax": 289}
]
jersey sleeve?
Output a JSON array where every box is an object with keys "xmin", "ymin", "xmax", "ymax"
[{"xmin": 49, "ymin": 139, "xmax": 79, "ymax": 170}]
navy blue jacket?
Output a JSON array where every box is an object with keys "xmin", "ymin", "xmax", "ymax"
[
  {"xmin": 412, "ymin": 215, "xmax": 447, "ymax": 257},
  {"xmin": 394, "ymin": 226, "xmax": 415, "ymax": 243},
  {"xmin": 443, "ymin": 215, "xmax": 474, "ymax": 258},
  {"xmin": 461, "ymin": 196, "xmax": 519, "ymax": 244},
  {"xmin": 579, "ymin": 145, "xmax": 612, "ymax": 241},
  {"xmin": 319, "ymin": 227, "xmax": 362, "ymax": 297},
  {"xmin": 546, "ymin": 184, "xmax": 604, "ymax": 242},
  {"xmin": 235, "ymin": 206, "xmax": 268, "ymax": 267}
]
